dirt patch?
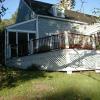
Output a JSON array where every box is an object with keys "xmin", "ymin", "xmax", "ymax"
[
  {"xmin": 34, "ymin": 82, "xmax": 51, "ymax": 92},
  {"xmin": 0, "ymin": 96, "xmax": 30, "ymax": 100},
  {"xmin": 0, "ymin": 97, "xmax": 4, "ymax": 100},
  {"xmin": 30, "ymin": 82, "xmax": 53, "ymax": 99}
]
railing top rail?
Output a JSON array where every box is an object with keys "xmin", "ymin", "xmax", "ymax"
[{"xmin": 69, "ymin": 33, "xmax": 91, "ymax": 36}]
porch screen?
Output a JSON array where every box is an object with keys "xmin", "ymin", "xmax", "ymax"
[
  {"xmin": 18, "ymin": 33, "xmax": 28, "ymax": 57},
  {"xmin": 9, "ymin": 32, "xmax": 17, "ymax": 57}
]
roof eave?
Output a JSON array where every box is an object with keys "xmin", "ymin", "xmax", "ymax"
[{"xmin": 37, "ymin": 14, "xmax": 88, "ymax": 25}]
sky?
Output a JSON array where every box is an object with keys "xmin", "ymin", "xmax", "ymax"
[{"xmin": 2, "ymin": 0, "xmax": 100, "ymax": 19}]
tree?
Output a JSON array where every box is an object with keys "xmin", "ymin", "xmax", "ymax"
[
  {"xmin": 0, "ymin": 11, "xmax": 17, "ymax": 32},
  {"xmin": 0, "ymin": 0, "xmax": 7, "ymax": 21},
  {"xmin": 10, "ymin": 11, "xmax": 17, "ymax": 23},
  {"xmin": 60, "ymin": 0, "xmax": 75, "ymax": 10},
  {"xmin": 71, "ymin": 0, "xmax": 75, "ymax": 9}
]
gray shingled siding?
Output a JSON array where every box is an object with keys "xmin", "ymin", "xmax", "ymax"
[
  {"xmin": 16, "ymin": 0, "xmax": 33, "ymax": 23},
  {"xmin": 10, "ymin": 20, "xmax": 36, "ymax": 31},
  {"xmin": 38, "ymin": 17, "xmax": 72, "ymax": 38}
]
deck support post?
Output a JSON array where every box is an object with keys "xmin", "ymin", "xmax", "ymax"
[
  {"xmin": 95, "ymin": 60, "xmax": 100, "ymax": 73},
  {"xmin": 67, "ymin": 70, "xmax": 72, "ymax": 74}
]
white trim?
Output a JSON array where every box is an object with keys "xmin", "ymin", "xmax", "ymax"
[
  {"xmin": 36, "ymin": 16, "xmax": 39, "ymax": 38},
  {"xmin": 27, "ymin": 33, "xmax": 29, "ymax": 41},
  {"xmin": 27, "ymin": 33, "xmax": 30, "ymax": 55},
  {"xmin": 16, "ymin": 32, "xmax": 18, "ymax": 57},
  {"xmin": 7, "ymin": 29, "xmax": 36, "ymax": 33},
  {"xmin": 36, "ymin": 16, "xmax": 39, "ymax": 49},
  {"xmin": 37, "ymin": 15, "xmax": 88, "ymax": 25},
  {"xmin": 6, "ymin": 18, "xmax": 36, "ymax": 29}
]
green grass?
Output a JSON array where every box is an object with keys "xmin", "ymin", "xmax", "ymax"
[{"xmin": 0, "ymin": 67, "xmax": 100, "ymax": 100}]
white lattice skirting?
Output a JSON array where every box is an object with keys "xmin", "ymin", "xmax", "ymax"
[{"xmin": 6, "ymin": 49, "xmax": 100, "ymax": 72}]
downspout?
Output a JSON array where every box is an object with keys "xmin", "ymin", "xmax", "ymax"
[{"xmin": 36, "ymin": 15, "xmax": 39, "ymax": 39}]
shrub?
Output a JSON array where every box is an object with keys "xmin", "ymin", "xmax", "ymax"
[
  {"xmin": 96, "ymin": 44, "xmax": 100, "ymax": 50},
  {"xmin": 83, "ymin": 44, "xmax": 93, "ymax": 50},
  {"xmin": 69, "ymin": 44, "xmax": 81, "ymax": 49},
  {"xmin": 26, "ymin": 64, "xmax": 40, "ymax": 71}
]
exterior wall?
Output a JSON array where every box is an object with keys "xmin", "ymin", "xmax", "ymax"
[
  {"xmin": 9, "ymin": 20, "xmax": 36, "ymax": 31},
  {"xmin": 38, "ymin": 16, "xmax": 100, "ymax": 38},
  {"xmin": 38, "ymin": 17, "xmax": 73, "ymax": 38},
  {"xmin": 6, "ymin": 49, "xmax": 100, "ymax": 71},
  {"xmin": 16, "ymin": 0, "xmax": 33, "ymax": 23}
]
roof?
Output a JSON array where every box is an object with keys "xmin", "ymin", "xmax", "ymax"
[
  {"xmin": 24, "ymin": 0, "xmax": 98, "ymax": 24},
  {"xmin": 24, "ymin": 0, "xmax": 53, "ymax": 16},
  {"xmin": 65, "ymin": 10, "xmax": 97, "ymax": 24}
]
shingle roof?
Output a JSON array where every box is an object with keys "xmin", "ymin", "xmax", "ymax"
[
  {"xmin": 65, "ymin": 10, "xmax": 97, "ymax": 24},
  {"xmin": 25, "ymin": 0, "xmax": 53, "ymax": 16},
  {"xmin": 24, "ymin": 0, "xmax": 98, "ymax": 24}
]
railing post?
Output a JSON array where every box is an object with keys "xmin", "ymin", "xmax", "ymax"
[
  {"xmin": 91, "ymin": 34, "xmax": 96, "ymax": 49},
  {"xmin": 64, "ymin": 31, "xmax": 69, "ymax": 48}
]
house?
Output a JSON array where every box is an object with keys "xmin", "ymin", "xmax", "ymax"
[{"xmin": 5, "ymin": 0, "xmax": 100, "ymax": 73}]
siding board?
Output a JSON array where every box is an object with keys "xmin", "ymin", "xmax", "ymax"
[{"xmin": 38, "ymin": 17, "xmax": 72, "ymax": 38}]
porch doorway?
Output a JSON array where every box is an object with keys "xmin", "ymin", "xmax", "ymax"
[
  {"xmin": 18, "ymin": 33, "xmax": 36, "ymax": 56},
  {"xmin": 18, "ymin": 33, "xmax": 28, "ymax": 57}
]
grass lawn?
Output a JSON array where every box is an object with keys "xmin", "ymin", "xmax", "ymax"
[{"xmin": 0, "ymin": 67, "xmax": 100, "ymax": 100}]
